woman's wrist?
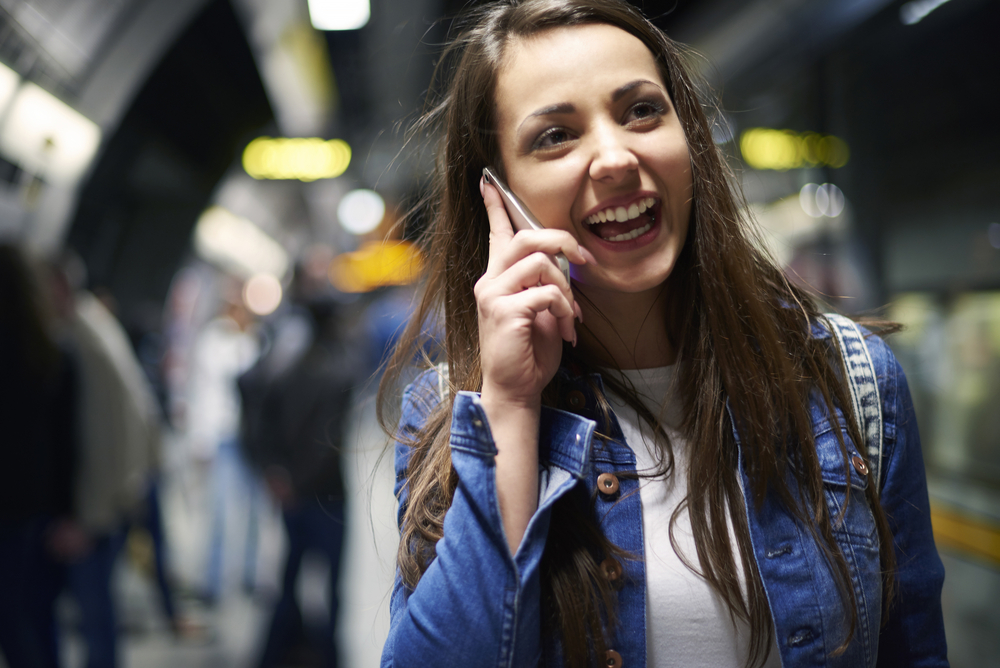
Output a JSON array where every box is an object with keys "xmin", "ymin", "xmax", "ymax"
[
  {"xmin": 479, "ymin": 383, "xmax": 541, "ymax": 555},
  {"xmin": 480, "ymin": 381, "xmax": 543, "ymax": 417}
]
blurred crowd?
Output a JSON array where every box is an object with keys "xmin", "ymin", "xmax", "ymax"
[{"xmin": 0, "ymin": 242, "xmax": 402, "ymax": 668}]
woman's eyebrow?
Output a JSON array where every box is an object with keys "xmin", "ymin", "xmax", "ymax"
[
  {"xmin": 516, "ymin": 80, "xmax": 663, "ymax": 133},
  {"xmin": 519, "ymin": 102, "xmax": 575, "ymax": 132},
  {"xmin": 612, "ymin": 79, "xmax": 661, "ymax": 102}
]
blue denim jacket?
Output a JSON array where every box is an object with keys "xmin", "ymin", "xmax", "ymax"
[{"xmin": 382, "ymin": 329, "xmax": 948, "ymax": 667}]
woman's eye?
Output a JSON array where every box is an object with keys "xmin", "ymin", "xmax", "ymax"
[
  {"xmin": 625, "ymin": 100, "xmax": 665, "ymax": 125},
  {"xmin": 533, "ymin": 128, "xmax": 573, "ymax": 150}
]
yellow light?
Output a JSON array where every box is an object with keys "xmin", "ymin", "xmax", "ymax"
[
  {"xmin": 739, "ymin": 128, "xmax": 849, "ymax": 171},
  {"xmin": 242, "ymin": 136, "xmax": 351, "ymax": 181},
  {"xmin": 329, "ymin": 241, "xmax": 424, "ymax": 293}
]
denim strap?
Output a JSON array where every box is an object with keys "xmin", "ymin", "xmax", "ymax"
[
  {"xmin": 825, "ymin": 313, "xmax": 884, "ymax": 490},
  {"xmin": 435, "ymin": 361, "xmax": 450, "ymax": 401}
]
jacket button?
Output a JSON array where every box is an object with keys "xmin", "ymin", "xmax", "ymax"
[
  {"xmin": 567, "ymin": 390, "xmax": 586, "ymax": 410},
  {"xmin": 605, "ymin": 649, "xmax": 622, "ymax": 667},
  {"xmin": 601, "ymin": 557, "xmax": 622, "ymax": 584},
  {"xmin": 851, "ymin": 454, "xmax": 869, "ymax": 476},
  {"xmin": 597, "ymin": 473, "xmax": 620, "ymax": 496}
]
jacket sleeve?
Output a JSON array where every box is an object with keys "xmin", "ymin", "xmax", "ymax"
[
  {"xmin": 381, "ymin": 370, "xmax": 592, "ymax": 668},
  {"xmin": 871, "ymin": 338, "xmax": 949, "ymax": 667}
]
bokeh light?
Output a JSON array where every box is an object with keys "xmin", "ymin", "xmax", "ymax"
[
  {"xmin": 337, "ymin": 189, "xmax": 386, "ymax": 235},
  {"xmin": 243, "ymin": 273, "xmax": 283, "ymax": 316},
  {"xmin": 740, "ymin": 128, "xmax": 850, "ymax": 171},
  {"xmin": 308, "ymin": 0, "xmax": 370, "ymax": 30},
  {"xmin": 799, "ymin": 183, "xmax": 845, "ymax": 218},
  {"xmin": 242, "ymin": 137, "xmax": 351, "ymax": 181}
]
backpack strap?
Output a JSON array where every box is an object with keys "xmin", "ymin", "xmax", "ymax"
[
  {"xmin": 435, "ymin": 361, "xmax": 450, "ymax": 402},
  {"xmin": 824, "ymin": 313, "xmax": 884, "ymax": 491}
]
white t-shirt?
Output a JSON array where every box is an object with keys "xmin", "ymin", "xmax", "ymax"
[{"xmin": 604, "ymin": 366, "xmax": 781, "ymax": 668}]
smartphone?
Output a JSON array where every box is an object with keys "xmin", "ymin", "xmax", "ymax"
[{"xmin": 482, "ymin": 166, "xmax": 571, "ymax": 284}]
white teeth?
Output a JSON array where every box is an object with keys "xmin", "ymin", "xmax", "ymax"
[
  {"xmin": 605, "ymin": 221, "xmax": 652, "ymax": 242},
  {"xmin": 584, "ymin": 198, "xmax": 658, "ymax": 225}
]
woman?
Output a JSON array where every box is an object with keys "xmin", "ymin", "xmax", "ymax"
[{"xmin": 378, "ymin": 1, "xmax": 948, "ymax": 666}]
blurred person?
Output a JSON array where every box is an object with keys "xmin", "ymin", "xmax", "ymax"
[
  {"xmin": 0, "ymin": 244, "xmax": 76, "ymax": 668},
  {"xmin": 239, "ymin": 276, "xmax": 366, "ymax": 668},
  {"xmin": 47, "ymin": 254, "xmax": 159, "ymax": 668},
  {"xmin": 186, "ymin": 296, "xmax": 262, "ymax": 604},
  {"xmin": 91, "ymin": 291, "xmax": 206, "ymax": 641}
]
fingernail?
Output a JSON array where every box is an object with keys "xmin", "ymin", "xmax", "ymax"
[
  {"xmin": 572, "ymin": 330, "xmax": 578, "ymax": 347},
  {"xmin": 479, "ymin": 175, "xmax": 486, "ymax": 197},
  {"xmin": 579, "ymin": 247, "xmax": 597, "ymax": 264},
  {"xmin": 574, "ymin": 302, "xmax": 583, "ymax": 323}
]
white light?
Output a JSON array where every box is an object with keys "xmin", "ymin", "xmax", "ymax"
[
  {"xmin": 818, "ymin": 183, "xmax": 845, "ymax": 217},
  {"xmin": 193, "ymin": 206, "xmax": 289, "ymax": 279},
  {"xmin": 989, "ymin": 223, "xmax": 1000, "ymax": 250},
  {"xmin": 0, "ymin": 62, "xmax": 19, "ymax": 119},
  {"xmin": 337, "ymin": 189, "xmax": 386, "ymax": 235},
  {"xmin": 799, "ymin": 183, "xmax": 845, "ymax": 218},
  {"xmin": 308, "ymin": 0, "xmax": 370, "ymax": 31},
  {"xmin": 0, "ymin": 82, "xmax": 101, "ymax": 184},
  {"xmin": 799, "ymin": 184, "xmax": 822, "ymax": 218},
  {"xmin": 243, "ymin": 274, "xmax": 283, "ymax": 316},
  {"xmin": 900, "ymin": 0, "xmax": 951, "ymax": 25}
]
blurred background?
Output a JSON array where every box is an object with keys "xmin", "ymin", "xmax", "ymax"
[{"xmin": 0, "ymin": 0, "xmax": 996, "ymax": 666}]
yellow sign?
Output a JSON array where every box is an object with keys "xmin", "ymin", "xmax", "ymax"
[
  {"xmin": 242, "ymin": 136, "xmax": 351, "ymax": 181},
  {"xmin": 329, "ymin": 241, "xmax": 424, "ymax": 293},
  {"xmin": 739, "ymin": 128, "xmax": 849, "ymax": 171}
]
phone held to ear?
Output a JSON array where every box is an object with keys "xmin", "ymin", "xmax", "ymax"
[{"xmin": 483, "ymin": 166, "xmax": 572, "ymax": 284}]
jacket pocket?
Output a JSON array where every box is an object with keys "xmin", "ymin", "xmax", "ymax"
[{"xmin": 814, "ymin": 415, "xmax": 877, "ymax": 544}]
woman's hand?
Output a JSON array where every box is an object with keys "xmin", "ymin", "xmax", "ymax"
[
  {"xmin": 474, "ymin": 176, "xmax": 590, "ymax": 554},
  {"xmin": 475, "ymin": 177, "xmax": 589, "ymax": 407}
]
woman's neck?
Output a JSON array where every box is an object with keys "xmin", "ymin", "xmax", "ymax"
[{"xmin": 574, "ymin": 282, "xmax": 676, "ymax": 370}]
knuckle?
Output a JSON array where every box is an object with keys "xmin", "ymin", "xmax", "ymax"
[
  {"xmin": 473, "ymin": 277, "xmax": 489, "ymax": 299},
  {"xmin": 529, "ymin": 252, "xmax": 550, "ymax": 270}
]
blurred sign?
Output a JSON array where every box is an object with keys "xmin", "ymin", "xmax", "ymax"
[
  {"xmin": 242, "ymin": 136, "xmax": 351, "ymax": 181},
  {"xmin": 740, "ymin": 128, "xmax": 849, "ymax": 171},
  {"xmin": 329, "ymin": 241, "xmax": 423, "ymax": 293},
  {"xmin": 0, "ymin": 80, "xmax": 101, "ymax": 184}
]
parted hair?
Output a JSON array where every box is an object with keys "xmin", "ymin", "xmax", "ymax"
[{"xmin": 378, "ymin": 1, "xmax": 897, "ymax": 666}]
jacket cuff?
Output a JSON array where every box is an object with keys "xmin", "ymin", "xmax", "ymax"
[{"xmin": 450, "ymin": 391, "xmax": 498, "ymax": 456}]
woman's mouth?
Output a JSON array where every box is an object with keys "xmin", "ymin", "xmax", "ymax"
[{"xmin": 583, "ymin": 197, "xmax": 657, "ymax": 242}]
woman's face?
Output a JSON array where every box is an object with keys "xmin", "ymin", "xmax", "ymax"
[{"xmin": 495, "ymin": 23, "xmax": 692, "ymax": 300}]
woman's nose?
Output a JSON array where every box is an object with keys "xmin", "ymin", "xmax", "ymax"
[{"xmin": 588, "ymin": 127, "xmax": 638, "ymax": 183}]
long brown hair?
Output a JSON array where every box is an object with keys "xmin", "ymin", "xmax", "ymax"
[{"xmin": 378, "ymin": 1, "xmax": 896, "ymax": 666}]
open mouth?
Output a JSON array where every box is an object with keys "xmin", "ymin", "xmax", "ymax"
[{"xmin": 583, "ymin": 197, "xmax": 657, "ymax": 242}]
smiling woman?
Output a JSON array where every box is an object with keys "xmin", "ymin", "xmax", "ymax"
[
  {"xmin": 495, "ymin": 23, "xmax": 691, "ymax": 324},
  {"xmin": 377, "ymin": 1, "xmax": 948, "ymax": 667}
]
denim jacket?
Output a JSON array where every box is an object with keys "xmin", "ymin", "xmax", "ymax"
[{"xmin": 382, "ymin": 328, "xmax": 948, "ymax": 667}]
